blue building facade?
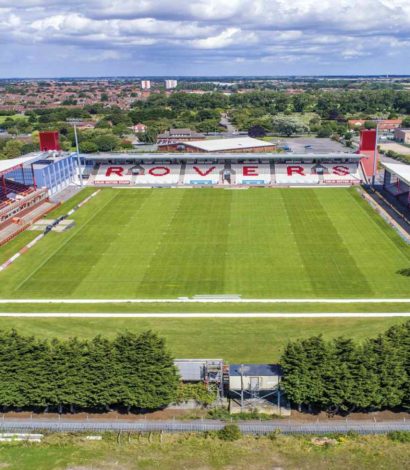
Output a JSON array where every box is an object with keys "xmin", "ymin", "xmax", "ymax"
[{"xmin": 6, "ymin": 152, "xmax": 79, "ymax": 196}]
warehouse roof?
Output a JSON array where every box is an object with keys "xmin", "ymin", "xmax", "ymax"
[
  {"xmin": 229, "ymin": 364, "xmax": 282, "ymax": 377},
  {"xmin": 182, "ymin": 137, "xmax": 273, "ymax": 152},
  {"xmin": 382, "ymin": 162, "xmax": 410, "ymax": 185}
]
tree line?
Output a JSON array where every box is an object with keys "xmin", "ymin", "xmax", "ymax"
[
  {"xmin": 0, "ymin": 330, "xmax": 179, "ymax": 413},
  {"xmin": 281, "ymin": 321, "xmax": 410, "ymax": 414}
]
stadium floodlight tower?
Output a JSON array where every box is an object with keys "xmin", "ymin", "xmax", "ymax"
[
  {"xmin": 66, "ymin": 118, "xmax": 83, "ymax": 187},
  {"xmin": 372, "ymin": 121, "xmax": 380, "ymax": 187}
]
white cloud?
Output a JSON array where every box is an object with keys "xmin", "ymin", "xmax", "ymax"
[{"xmin": 0, "ymin": 0, "xmax": 410, "ymax": 75}]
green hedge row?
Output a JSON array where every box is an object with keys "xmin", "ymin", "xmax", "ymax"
[
  {"xmin": 0, "ymin": 330, "xmax": 179, "ymax": 412},
  {"xmin": 281, "ymin": 321, "xmax": 410, "ymax": 413}
]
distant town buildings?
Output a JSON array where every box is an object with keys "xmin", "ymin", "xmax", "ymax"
[
  {"xmin": 394, "ymin": 128, "xmax": 410, "ymax": 144},
  {"xmin": 131, "ymin": 123, "xmax": 147, "ymax": 133},
  {"xmin": 156, "ymin": 128, "xmax": 205, "ymax": 146},
  {"xmin": 141, "ymin": 80, "xmax": 151, "ymax": 90},
  {"xmin": 165, "ymin": 79, "xmax": 178, "ymax": 89},
  {"xmin": 348, "ymin": 119, "xmax": 402, "ymax": 132}
]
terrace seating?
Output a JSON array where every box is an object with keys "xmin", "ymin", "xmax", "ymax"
[
  {"xmin": 183, "ymin": 164, "xmax": 224, "ymax": 185},
  {"xmin": 0, "ymin": 179, "xmax": 34, "ymax": 210},
  {"xmin": 133, "ymin": 164, "xmax": 181, "ymax": 185},
  {"xmin": 321, "ymin": 164, "xmax": 362, "ymax": 184},
  {"xmin": 91, "ymin": 162, "xmax": 362, "ymax": 187},
  {"xmin": 231, "ymin": 164, "xmax": 271, "ymax": 185},
  {"xmin": 94, "ymin": 164, "xmax": 182, "ymax": 185},
  {"xmin": 275, "ymin": 164, "xmax": 320, "ymax": 184},
  {"xmin": 94, "ymin": 165, "xmax": 132, "ymax": 184},
  {"xmin": 274, "ymin": 163, "xmax": 361, "ymax": 185}
]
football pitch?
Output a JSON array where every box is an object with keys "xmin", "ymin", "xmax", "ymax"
[{"xmin": 0, "ymin": 187, "xmax": 409, "ymax": 300}]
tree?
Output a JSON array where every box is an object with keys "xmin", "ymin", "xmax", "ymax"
[
  {"xmin": 364, "ymin": 335, "xmax": 407, "ymax": 409},
  {"xmin": 79, "ymin": 141, "xmax": 98, "ymax": 153},
  {"xmin": 401, "ymin": 117, "xmax": 410, "ymax": 128},
  {"xmin": 113, "ymin": 331, "xmax": 179, "ymax": 411},
  {"xmin": 47, "ymin": 338, "xmax": 89, "ymax": 413},
  {"xmin": 3, "ymin": 139, "xmax": 23, "ymax": 158},
  {"xmin": 0, "ymin": 331, "xmax": 30, "ymax": 408},
  {"xmin": 248, "ymin": 125, "xmax": 267, "ymax": 138},
  {"xmin": 93, "ymin": 134, "xmax": 120, "ymax": 151},
  {"xmin": 281, "ymin": 336, "xmax": 330, "ymax": 411},
  {"xmin": 137, "ymin": 129, "xmax": 158, "ymax": 143},
  {"xmin": 364, "ymin": 120, "xmax": 377, "ymax": 129},
  {"xmin": 322, "ymin": 338, "xmax": 358, "ymax": 413},
  {"xmin": 317, "ymin": 127, "xmax": 333, "ymax": 138},
  {"xmin": 272, "ymin": 117, "xmax": 308, "ymax": 137},
  {"xmin": 84, "ymin": 336, "xmax": 118, "ymax": 410}
]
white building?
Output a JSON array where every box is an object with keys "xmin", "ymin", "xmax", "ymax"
[
  {"xmin": 165, "ymin": 79, "xmax": 178, "ymax": 89},
  {"xmin": 141, "ymin": 80, "xmax": 151, "ymax": 90}
]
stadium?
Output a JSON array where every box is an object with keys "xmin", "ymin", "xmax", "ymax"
[{"xmin": 0, "ymin": 130, "xmax": 408, "ymax": 303}]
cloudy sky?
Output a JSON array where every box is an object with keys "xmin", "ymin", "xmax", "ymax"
[{"xmin": 1, "ymin": 0, "xmax": 410, "ymax": 77}]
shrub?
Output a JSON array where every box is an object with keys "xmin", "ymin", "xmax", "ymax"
[
  {"xmin": 217, "ymin": 424, "xmax": 242, "ymax": 441},
  {"xmin": 207, "ymin": 407, "xmax": 231, "ymax": 420},
  {"xmin": 387, "ymin": 431, "xmax": 410, "ymax": 443},
  {"xmin": 207, "ymin": 408, "xmax": 275, "ymax": 421},
  {"xmin": 176, "ymin": 383, "xmax": 216, "ymax": 406}
]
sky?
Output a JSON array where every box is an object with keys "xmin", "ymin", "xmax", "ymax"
[{"xmin": 1, "ymin": 0, "xmax": 410, "ymax": 78}]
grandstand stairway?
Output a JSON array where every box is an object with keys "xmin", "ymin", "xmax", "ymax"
[
  {"xmin": 178, "ymin": 162, "xmax": 186, "ymax": 185},
  {"xmin": 223, "ymin": 162, "xmax": 232, "ymax": 185},
  {"xmin": 0, "ymin": 202, "xmax": 57, "ymax": 246},
  {"xmin": 270, "ymin": 161, "xmax": 276, "ymax": 185}
]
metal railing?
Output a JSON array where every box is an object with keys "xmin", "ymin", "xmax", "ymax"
[{"xmin": 0, "ymin": 418, "xmax": 408, "ymax": 435}]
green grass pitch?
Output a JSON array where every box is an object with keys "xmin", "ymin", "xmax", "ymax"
[
  {"xmin": 0, "ymin": 317, "xmax": 404, "ymax": 362},
  {"xmin": 0, "ymin": 187, "xmax": 409, "ymax": 299}
]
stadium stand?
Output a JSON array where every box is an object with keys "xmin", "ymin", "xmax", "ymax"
[
  {"xmin": 90, "ymin": 161, "xmax": 363, "ymax": 187},
  {"xmin": 321, "ymin": 164, "xmax": 362, "ymax": 184},
  {"xmin": 275, "ymin": 164, "xmax": 320, "ymax": 184},
  {"xmin": 0, "ymin": 179, "xmax": 56, "ymax": 246},
  {"xmin": 231, "ymin": 163, "xmax": 271, "ymax": 185},
  {"xmin": 134, "ymin": 164, "xmax": 181, "ymax": 185},
  {"xmin": 0, "ymin": 179, "xmax": 35, "ymax": 209},
  {"xmin": 94, "ymin": 165, "xmax": 133, "ymax": 185},
  {"xmin": 183, "ymin": 164, "xmax": 224, "ymax": 185},
  {"xmin": 94, "ymin": 164, "xmax": 181, "ymax": 185},
  {"xmin": 275, "ymin": 163, "xmax": 361, "ymax": 185}
]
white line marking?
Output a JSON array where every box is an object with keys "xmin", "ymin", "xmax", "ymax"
[
  {"xmin": 0, "ymin": 299, "xmax": 409, "ymax": 304},
  {"xmin": 0, "ymin": 313, "xmax": 408, "ymax": 318}
]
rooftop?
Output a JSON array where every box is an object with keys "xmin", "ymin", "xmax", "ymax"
[
  {"xmin": 382, "ymin": 162, "xmax": 410, "ymax": 185},
  {"xmin": 0, "ymin": 151, "xmax": 75, "ymax": 176},
  {"xmin": 158, "ymin": 128, "xmax": 204, "ymax": 138},
  {"xmin": 0, "ymin": 154, "xmax": 43, "ymax": 177},
  {"xmin": 83, "ymin": 152, "xmax": 362, "ymax": 161},
  {"xmin": 229, "ymin": 364, "xmax": 282, "ymax": 377},
  {"xmin": 183, "ymin": 137, "xmax": 273, "ymax": 152}
]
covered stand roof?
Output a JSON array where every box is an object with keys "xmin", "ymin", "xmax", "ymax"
[
  {"xmin": 382, "ymin": 162, "xmax": 410, "ymax": 186},
  {"xmin": 83, "ymin": 152, "xmax": 363, "ymax": 161},
  {"xmin": 0, "ymin": 155, "xmax": 41, "ymax": 177}
]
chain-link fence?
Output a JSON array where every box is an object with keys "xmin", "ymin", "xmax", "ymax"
[{"xmin": 0, "ymin": 418, "xmax": 408, "ymax": 435}]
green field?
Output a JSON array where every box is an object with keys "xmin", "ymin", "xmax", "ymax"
[
  {"xmin": 0, "ymin": 432, "xmax": 408, "ymax": 470},
  {"xmin": 0, "ymin": 187, "xmax": 408, "ymax": 299},
  {"xmin": 0, "ymin": 114, "xmax": 28, "ymax": 124},
  {"xmin": 0, "ymin": 317, "xmax": 404, "ymax": 362}
]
